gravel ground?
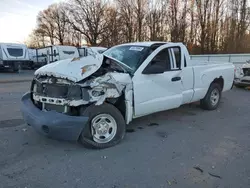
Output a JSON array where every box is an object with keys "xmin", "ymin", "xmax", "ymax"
[{"xmin": 0, "ymin": 82, "xmax": 250, "ymax": 188}]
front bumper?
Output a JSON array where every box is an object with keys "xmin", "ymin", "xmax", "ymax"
[
  {"xmin": 21, "ymin": 92, "xmax": 88, "ymax": 141},
  {"xmin": 234, "ymin": 80, "xmax": 250, "ymax": 87}
]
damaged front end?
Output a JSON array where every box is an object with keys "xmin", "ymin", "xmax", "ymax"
[
  {"xmin": 31, "ymin": 76, "xmax": 86, "ymax": 114},
  {"xmin": 234, "ymin": 63, "xmax": 250, "ymax": 87},
  {"xmin": 31, "ymin": 69, "xmax": 133, "ymax": 123}
]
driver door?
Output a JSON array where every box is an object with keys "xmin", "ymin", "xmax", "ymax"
[{"xmin": 132, "ymin": 44, "xmax": 183, "ymax": 117}]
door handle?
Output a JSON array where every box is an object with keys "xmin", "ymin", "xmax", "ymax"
[{"xmin": 171, "ymin": 76, "xmax": 181, "ymax": 82}]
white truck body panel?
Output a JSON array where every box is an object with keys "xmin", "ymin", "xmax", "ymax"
[
  {"xmin": 33, "ymin": 42, "xmax": 234, "ymax": 124},
  {"xmin": 132, "ymin": 43, "xmax": 234, "ymax": 117},
  {"xmin": 191, "ymin": 62, "xmax": 234, "ymax": 101}
]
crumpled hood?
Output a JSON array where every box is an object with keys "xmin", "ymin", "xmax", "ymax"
[{"xmin": 34, "ymin": 54, "xmax": 104, "ymax": 82}]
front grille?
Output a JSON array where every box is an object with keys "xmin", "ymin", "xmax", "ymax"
[
  {"xmin": 33, "ymin": 78, "xmax": 82, "ymax": 99},
  {"xmin": 44, "ymin": 84, "xmax": 68, "ymax": 98},
  {"xmin": 44, "ymin": 103, "xmax": 66, "ymax": 113}
]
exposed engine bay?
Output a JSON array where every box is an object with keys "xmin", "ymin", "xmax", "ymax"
[
  {"xmin": 241, "ymin": 67, "xmax": 250, "ymax": 83},
  {"xmin": 30, "ymin": 56, "xmax": 133, "ymax": 119},
  {"xmin": 242, "ymin": 68, "xmax": 250, "ymax": 76}
]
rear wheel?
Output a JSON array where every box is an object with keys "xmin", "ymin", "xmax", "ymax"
[
  {"xmin": 79, "ymin": 103, "xmax": 126, "ymax": 149},
  {"xmin": 200, "ymin": 83, "xmax": 222, "ymax": 110}
]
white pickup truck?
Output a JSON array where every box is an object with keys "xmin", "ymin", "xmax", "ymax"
[{"xmin": 21, "ymin": 42, "xmax": 234, "ymax": 149}]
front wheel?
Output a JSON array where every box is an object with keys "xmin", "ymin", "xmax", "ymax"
[
  {"xmin": 79, "ymin": 103, "xmax": 126, "ymax": 149},
  {"xmin": 200, "ymin": 83, "xmax": 222, "ymax": 110}
]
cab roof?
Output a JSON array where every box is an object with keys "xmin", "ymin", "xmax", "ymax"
[{"xmin": 118, "ymin": 41, "xmax": 168, "ymax": 47}]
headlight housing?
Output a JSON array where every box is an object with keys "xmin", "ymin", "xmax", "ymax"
[{"xmin": 91, "ymin": 87, "xmax": 105, "ymax": 97}]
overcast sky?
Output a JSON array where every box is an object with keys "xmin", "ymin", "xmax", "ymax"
[
  {"xmin": 1, "ymin": 0, "xmax": 250, "ymax": 44},
  {"xmin": 0, "ymin": 0, "xmax": 64, "ymax": 43}
]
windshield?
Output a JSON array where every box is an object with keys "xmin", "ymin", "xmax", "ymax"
[{"xmin": 103, "ymin": 45, "xmax": 150, "ymax": 73}]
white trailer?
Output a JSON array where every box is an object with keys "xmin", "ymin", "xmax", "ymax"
[
  {"xmin": 88, "ymin": 46, "xmax": 107, "ymax": 54},
  {"xmin": 78, "ymin": 46, "xmax": 108, "ymax": 57},
  {"xmin": 26, "ymin": 48, "xmax": 37, "ymax": 69},
  {"xmin": 0, "ymin": 43, "xmax": 30, "ymax": 72},
  {"xmin": 78, "ymin": 46, "xmax": 89, "ymax": 57},
  {"xmin": 34, "ymin": 45, "xmax": 80, "ymax": 68},
  {"xmin": 28, "ymin": 48, "xmax": 36, "ymax": 62}
]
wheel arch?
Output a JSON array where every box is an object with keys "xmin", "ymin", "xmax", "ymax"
[
  {"xmin": 78, "ymin": 100, "xmax": 126, "ymax": 149},
  {"xmin": 106, "ymin": 90, "xmax": 133, "ymax": 125},
  {"xmin": 199, "ymin": 76, "xmax": 224, "ymax": 102},
  {"xmin": 211, "ymin": 76, "xmax": 224, "ymax": 91}
]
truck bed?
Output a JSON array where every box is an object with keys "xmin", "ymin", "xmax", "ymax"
[
  {"xmin": 190, "ymin": 60, "xmax": 234, "ymax": 102},
  {"xmin": 190, "ymin": 60, "xmax": 233, "ymax": 67}
]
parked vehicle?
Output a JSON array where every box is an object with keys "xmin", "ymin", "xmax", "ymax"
[
  {"xmin": 33, "ymin": 45, "xmax": 80, "ymax": 68},
  {"xmin": 234, "ymin": 61, "xmax": 250, "ymax": 87},
  {"xmin": 0, "ymin": 43, "xmax": 30, "ymax": 72},
  {"xmin": 21, "ymin": 42, "xmax": 235, "ymax": 149},
  {"xmin": 78, "ymin": 46, "xmax": 89, "ymax": 57},
  {"xmin": 24, "ymin": 48, "xmax": 37, "ymax": 69},
  {"xmin": 89, "ymin": 47, "xmax": 107, "ymax": 54},
  {"xmin": 78, "ymin": 46, "xmax": 108, "ymax": 57}
]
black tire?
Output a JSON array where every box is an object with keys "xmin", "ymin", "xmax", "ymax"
[
  {"xmin": 200, "ymin": 83, "xmax": 222, "ymax": 110},
  {"xmin": 79, "ymin": 102, "xmax": 126, "ymax": 149}
]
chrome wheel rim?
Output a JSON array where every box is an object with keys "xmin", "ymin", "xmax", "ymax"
[
  {"xmin": 91, "ymin": 114, "xmax": 117, "ymax": 144},
  {"xmin": 210, "ymin": 88, "xmax": 220, "ymax": 106}
]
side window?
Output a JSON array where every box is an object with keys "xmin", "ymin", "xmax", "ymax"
[
  {"xmin": 151, "ymin": 48, "xmax": 171, "ymax": 71},
  {"xmin": 172, "ymin": 47, "xmax": 181, "ymax": 69}
]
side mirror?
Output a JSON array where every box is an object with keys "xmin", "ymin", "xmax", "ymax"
[
  {"xmin": 142, "ymin": 60, "xmax": 165, "ymax": 74},
  {"xmin": 54, "ymin": 50, "xmax": 56, "ymax": 57}
]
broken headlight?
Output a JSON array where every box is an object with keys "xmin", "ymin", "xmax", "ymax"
[
  {"xmin": 91, "ymin": 87, "xmax": 105, "ymax": 97},
  {"xmin": 33, "ymin": 83, "xmax": 37, "ymax": 92}
]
